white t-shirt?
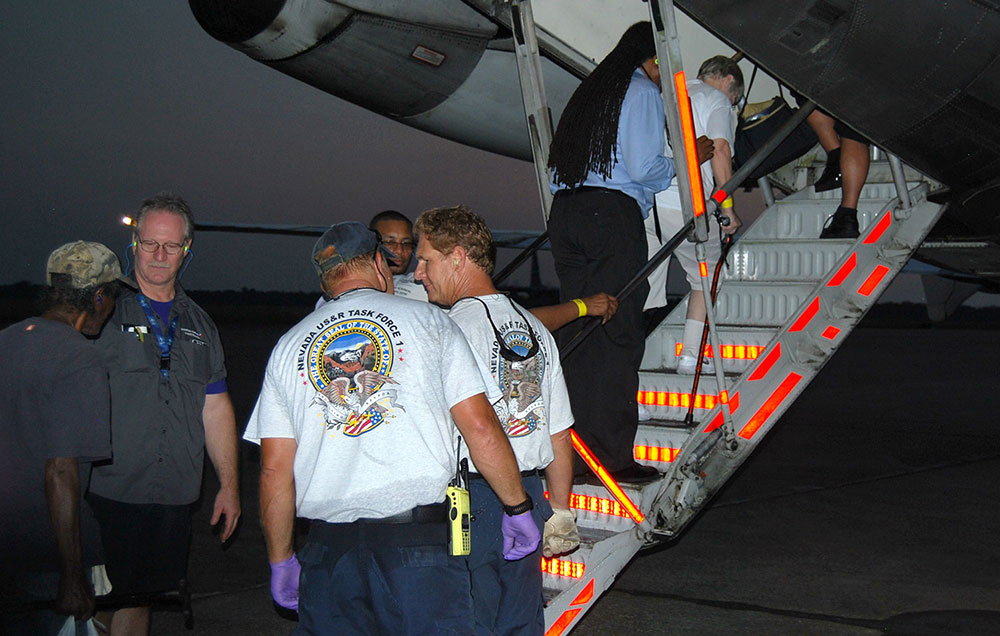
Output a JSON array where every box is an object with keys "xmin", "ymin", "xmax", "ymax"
[
  {"xmin": 392, "ymin": 272, "xmax": 428, "ymax": 302},
  {"xmin": 245, "ymin": 289, "xmax": 499, "ymax": 523},
  {"xmin": 448, "ymin": 294, "xmax": 574, "ymax": 473},
  {"xmin": 657, "ymin": 79, "xmax": 736, "ymax": 210}
]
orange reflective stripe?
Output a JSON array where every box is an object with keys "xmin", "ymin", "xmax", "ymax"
[
  {"xmin": 863, "ymin": 211, "xmax": 892, "ymax": 244},
  {"xmin": 739, "ymin": 372, "xmax": 803, "ymax": 439},
  {"xmin": 544, "ymin": 608, "xmax": 582, "ymax": 636},
  {"xmin": 572, "ymin": 580, "xmax": 596, "ymax": 605},
  {"xmin": 673, "ymin": 71, "xmax": 706, "ymax": 217},
  {"xmin": 827, "ymin": 252, "xmax": 857, "ymax": 287},
  {"xmin": 789, "ymin": 296, "xmax": 820, "ymax": 332},
  {"xmin": 570, "ymin": 430, "xmax": 644, "ymax": 523},
  {"xmin": 858, "ymin": 265, "xmax": 890, "ymax": 296},
  {"xmin": 699, "ymin": 261, "xmax": 709, "ymax": 277},
  {"xmin": 822, "ymin": 325, "xmax": 840, "ymax": 340},
  {"xmin": 748, "ymin": 342, "xmax": 782, "ymax": 381}
]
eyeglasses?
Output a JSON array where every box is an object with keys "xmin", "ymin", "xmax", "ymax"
[
  {"xmin": 136, "ymin": 238, "xmax": 186, "ymax": 256},
  {"xmin": 382, "ymin": 239, "xmax": 415, "ymax": 252},
  {"xmin": 460, "ymin": 296, "xmax": 539, "ymax": 362}
]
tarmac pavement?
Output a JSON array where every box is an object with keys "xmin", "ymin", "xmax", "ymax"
[{"xmin": 152, "ymin": 325, "xmax": 1000, "ymax": 635}]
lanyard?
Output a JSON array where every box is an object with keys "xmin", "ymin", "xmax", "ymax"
[{"xmin": 136, "ymin": 294, "xmax": 178, "ymax": 381}]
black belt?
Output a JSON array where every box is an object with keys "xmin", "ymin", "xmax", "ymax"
[
  {"xmin": 555, "ymin": 186, "xmax": 626, "ymax": 198},
  {"xmin": 468, "ymin": 469, "xmax": 540, "ymax": 481},
  {"xmin": 358, "ymin": 501, "xmax": 448, "ymax": 524}
]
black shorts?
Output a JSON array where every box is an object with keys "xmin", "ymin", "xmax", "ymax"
[{"xmin": 86, "ymin": 493, "xmax": 192, "ymax": 599}]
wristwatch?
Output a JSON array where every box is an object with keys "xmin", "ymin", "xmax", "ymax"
[{"xmin": 502, "ymin": 494, "xmax": 534, "ymax": 516}]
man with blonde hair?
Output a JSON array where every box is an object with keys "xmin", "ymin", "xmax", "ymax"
[{"xmin": 416, "ymin": 205, "xmax": 579, "ymax": 636}]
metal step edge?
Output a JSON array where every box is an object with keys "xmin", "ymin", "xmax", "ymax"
[
  {"xmin": 657, "ymin": 281, "xmax": 816, "ymax": 327},
  {"xmin": 723, "ymin": 239, "xmax": 853, "ymax": 282}
]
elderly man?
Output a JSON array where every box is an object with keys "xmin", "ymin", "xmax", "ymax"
[
  {"xmin": 0, "ymin": 242, "xmax": 127, "ymax": 634},
  {"xmin": 644, "ymin": 55, "xmax": 744, "ymax": 375},
  {"xmin": 415, "ymin": 205, "xmax": 579, "ymax": 636},
  {"xmin": 87, "ymin": 193, "xmax": 240, "ymax": 635},
  {"xmin": 245, "ymin": 222, "xmax": 538, "ymax": 634}
]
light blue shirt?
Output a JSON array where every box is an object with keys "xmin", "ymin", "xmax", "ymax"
[{"xmin": 551, "ymin": 69, "xmax": 675, "ymax": 218}]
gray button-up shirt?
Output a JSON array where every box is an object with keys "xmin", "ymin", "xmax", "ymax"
[{"xmin": 90, "ymin": 285, "xmax": 226, "ymax": 505}]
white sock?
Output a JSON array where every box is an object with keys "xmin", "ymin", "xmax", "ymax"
[{"xmin": 681, "ymin": 318, "xmax": 704, "ymax": 358}]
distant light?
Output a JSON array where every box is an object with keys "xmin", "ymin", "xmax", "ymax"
[{"xmin": 121, "ymin": 215, "xmax": 135, "ymax": 227}]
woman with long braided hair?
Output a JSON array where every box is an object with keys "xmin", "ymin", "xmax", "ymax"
[{"xmin": 546, "ymin": 22, "xmax": 675, "ymax": 482}]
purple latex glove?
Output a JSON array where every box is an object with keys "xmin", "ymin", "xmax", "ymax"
[
  {"xmin": 269, "ymin": 554, "xmax": 300, "ymax": 610},
  {"xmin": 501, "ymin": 511, "xmax": 541, "ymax": 560}
]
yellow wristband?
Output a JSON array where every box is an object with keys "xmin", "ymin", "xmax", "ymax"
[
  {"xmin": 571, "ymin": 298, "xmax": 587, "ymax": 318},
  {"xmin": 721, "ymin": 197, "xmax": 734, "ymax": 209}
]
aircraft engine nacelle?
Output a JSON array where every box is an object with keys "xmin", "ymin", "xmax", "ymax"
[{"xmin": 188, "ymin": 0, "xmax": 582, "ymax": 160}]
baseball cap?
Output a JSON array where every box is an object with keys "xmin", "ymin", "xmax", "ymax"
[
  {"xmin": 46, "ymin": 241, "xmax": 133, "ymax": 289},
  {"xmin": 311, "ymin": 222, "xmax": 394, "ymax": 276}
]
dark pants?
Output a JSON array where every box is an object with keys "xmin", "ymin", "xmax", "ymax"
[
  {"xmin": 296, "ymin": 517, "xmax": 472, "ymax": 636},
  {"xmin": 468, "ymin": 474, "xmax": 551, "ymax": 636},
  {"xmin": 86, "ymin": 493, "xmax": 192, "ymax": 598},
  {"xmin": 548, "ymin": 189, "xmax": 648, "ymax": 472}
]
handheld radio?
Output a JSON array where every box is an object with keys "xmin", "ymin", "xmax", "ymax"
[{"xmin": 448, "ymin": 456, "xmax": 471, "ymax": 556}]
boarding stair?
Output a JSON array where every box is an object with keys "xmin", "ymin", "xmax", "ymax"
[{"xmin": 540, "ymin": 165, "xmax": 946, "ymax": 634}]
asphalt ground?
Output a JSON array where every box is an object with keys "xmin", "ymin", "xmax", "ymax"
[{"xmin": 147, "ymin": 324, "xmax": 999, "ymax": 636}]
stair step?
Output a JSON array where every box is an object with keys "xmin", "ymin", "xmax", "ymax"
[
  {"xmin": 724, "ymin": 239, "xmax": 852, "ymax": 282},
  {"xmin": 641, "ymin": 325, "xmax": 776, "ymax": 374},
  {"xmin": 746, "ymin": 199, "xmax": 886, "ymax": 240},
  {"xmin": 660, "ymin": 282, "xmax": 814, "ymax": 327},
  {"xmin": 637, "ymin": 370, "xmax": 731, "ymax": 421}
]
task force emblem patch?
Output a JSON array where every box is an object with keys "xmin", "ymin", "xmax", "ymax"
[{"xmin": 304, "ymin": 318, "xmax": 402, "ymax": 436}]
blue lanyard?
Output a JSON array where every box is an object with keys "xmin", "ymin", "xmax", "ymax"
[{"xmin": 136, "ymin": 294, "xmax": 178, "ymax": 381}]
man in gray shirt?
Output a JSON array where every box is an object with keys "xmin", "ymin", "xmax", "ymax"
[{"xmin": 88, "ymin": 193, "xmax": 240, "ymax": 635}]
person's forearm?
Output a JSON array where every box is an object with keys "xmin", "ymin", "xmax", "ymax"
[
  {"xmin": 260, "ymin": 438, "xmax": 297, "ymax": 562},
  {"xmin": 45, "ymin": 458, "xmax": 83, "ymax": 576},
  {"xmin": 544, "ymin": 430, "xmax": 574, "ymax": 510},
  {"xmin": 529, "ymin": 303, "xmax": 576, "ymax": 332},
  {"xmin": 451, "ymin": 395, "xmax": 527, "ymax": 507},
  {"xmin": 203, "ymin": 392, "xmax": 239, "ymax": 493},
  {"xmin": 710, "ymin": 138, "xmax": 733, "ymax": 192}
]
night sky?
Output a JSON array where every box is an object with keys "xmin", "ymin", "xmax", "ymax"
[{"xmin": 1, "ymin": 2, "xmax": 540, "ymax": 292}]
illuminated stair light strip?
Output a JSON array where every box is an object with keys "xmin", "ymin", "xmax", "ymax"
[
  {"xmin": 637, "ymin": 390, "xmax": 718, "ymax": 409},
  {"xmin": 634, "ymin": 445, "xmax": 680, "ymax": 463},
  {"xmin": 674, "ymin": 343, "xmax": 765, "ymax": 359},
  {"xmin": 541, "ymin": 557, "xmax": 585, "ymax": 579}
]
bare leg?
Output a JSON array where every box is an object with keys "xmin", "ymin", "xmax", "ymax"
[
  {"xmin": 107, "ymin": 606, "xmax": 150, "ymax": 636},
  {"xmin": 685, "ymin": 290, "xmax": 706, "ymax": 323},
  {"xmin": 806, "ymin": 110, "xmax": 840, "ymax": 152},
  {"xmin": 839, "ymin": 137, "xmax": 870, "ymax": 209}
]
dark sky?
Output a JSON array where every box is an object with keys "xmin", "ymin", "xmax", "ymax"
[{"xmin": 0, "ymin": 1, "xmax": 541, "ymax": 292}]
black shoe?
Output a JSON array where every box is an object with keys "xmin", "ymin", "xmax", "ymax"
[
  {"xmin": 819, "ymin": 205, "xmax": 860, "ymax": 239},
  {"xmin": 610, "ymin": 464, "xmax": 661, "ymax": 484},
  {"xmin": 814, "ymin": 148, "xmax": 842, "ymax": 192}
]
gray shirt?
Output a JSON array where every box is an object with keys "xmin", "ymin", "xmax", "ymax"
[{"xmin": 90, "ymin": 285, "xmax": 226, "ymax": 505}]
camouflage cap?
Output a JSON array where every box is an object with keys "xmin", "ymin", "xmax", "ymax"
[
  {"xmin": 311, "ymin": 222, "xmax": 394, "ymax": 277},
  {"xmin": 46, "ymin": 241, "xmax": 132, "ymax": 289}
]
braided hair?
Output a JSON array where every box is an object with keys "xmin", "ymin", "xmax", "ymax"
[{"xmin": 548, "ymin": 22, "xmax": 657, "ymax": 188}]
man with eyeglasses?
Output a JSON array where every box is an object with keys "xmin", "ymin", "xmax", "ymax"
[
  {"xmin": 415, "ymin": 205, "xmax": 578, "ymax": 636},
  {"xmin": 368, "ymin": 209, "xmax": 428, "ymax": 301},
  {"xmin": 87, "ymin": 193, "xmax": 240, "ymax": 635}
]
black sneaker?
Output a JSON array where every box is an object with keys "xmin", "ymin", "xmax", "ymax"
[
  {"xmin": 814, "ymin": 148, "xmax": 842, "ymax": 192},
  {"xmin": 819, "ymin": 205, "xmax": 859, "ymax": 239}
]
